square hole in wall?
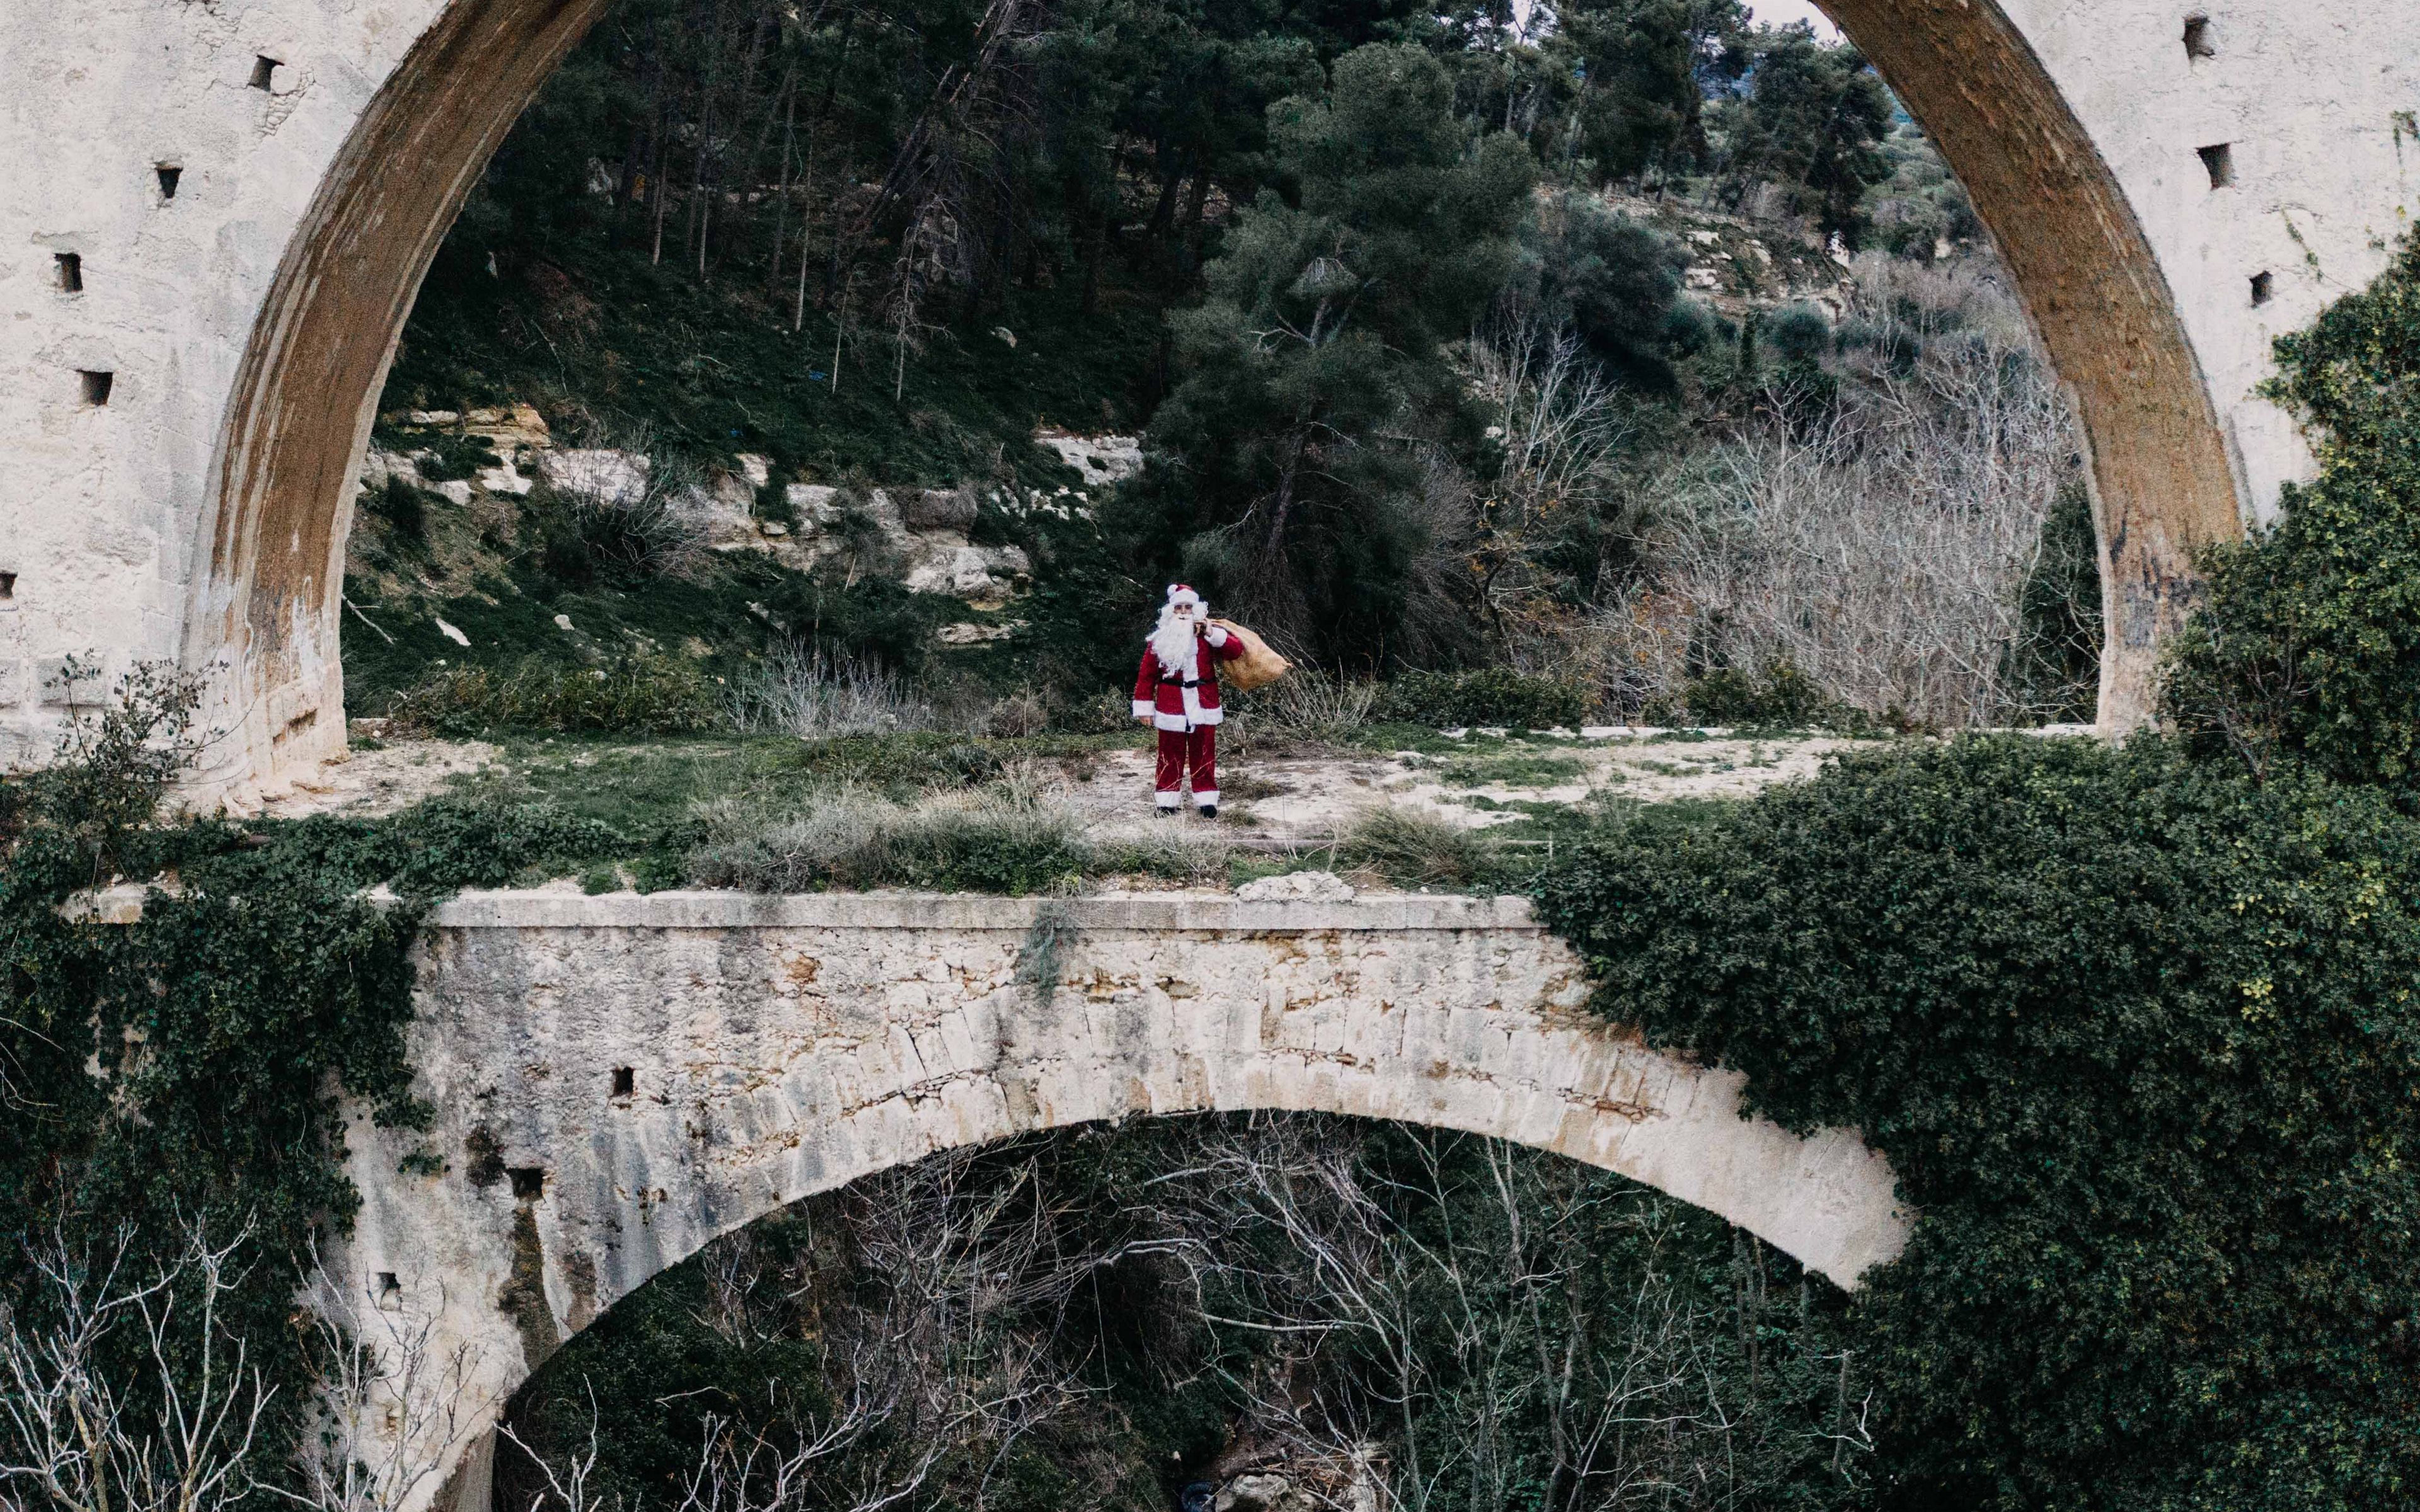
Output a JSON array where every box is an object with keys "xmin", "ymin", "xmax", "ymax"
[
  {"xmin": 0, "ymin": 572, "xmax": 16, "ymax": 601},
  {"xmin": 610, "ymin": 1067, "xmax": 635, "ymax": 1099},
  {"xmin": 54, "ymin": 253, "xmax": 81, "ymax": 294},
  {"xmin": 375, "ymin": 1272, "xmax": 402, "ymax": 1310},
  {"xmin": 79, "ymin": 371, "xmax": 113, "ymax": 406},
  {"xmin": 2183, "ymin": 14, "xmax": 2215, "ymax": 59},
  {"xmin": 507, "ymin": 1166, "xmax": 546, "ymax": 1200},
  {"xmin": 156, "ymin": 164, "xmax": 182, "ymax": 200},
  {"xmin": 249, "ymin": 55, "xmax": 281, "ymax": 91},
  {"xmin": 2251, "ymin": 271, "xmax": 2275, "ymax": 306},
  {"xmin": 2198, "ymin": 143, "xmax": 2235, "ymax": 189}
]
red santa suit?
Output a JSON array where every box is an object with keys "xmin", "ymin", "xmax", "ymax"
[{"xmin": 1133, "ymin": 613, "xmax": 1245, "ymax": 811}]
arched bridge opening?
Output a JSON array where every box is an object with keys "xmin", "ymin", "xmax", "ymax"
[
  {"xmin": 8, "ymin": 0, "xmax": 2416, "ymax": 791},
  {"xmin": 328, "ymin": 891, "xmax": 1908, "ymax": 1511}
]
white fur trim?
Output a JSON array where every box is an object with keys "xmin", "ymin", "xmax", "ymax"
[
  {"xmin": 1194, "ymin": 789, "xmax": 1219, "ymax": 805},
  {"xmin": 1154, "ymin": 713, "xmax": 1190, "ymax": 732},
  {"xmin": 1204, "ymin": 625, "xmax": 1230, "ymax": 648},
  {"xmin": 1131, "ymin": 699, "xmax": 1155, "ymax": 719},
  {"xmin": 1155, "ymin": 790, "xmax": 1183, "ymax": 808},
  {"xmin": 1177, "ymin": 683, "xmax": 1226, "ymax": 726}
]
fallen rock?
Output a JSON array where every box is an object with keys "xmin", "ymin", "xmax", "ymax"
[
  {"xmin": 476, "ymin": 459, "xmax": 534, "ymax": 496},
  {"xmin": 904, "ymin": 537, "xmax": 1029, "ymax": 600},
  {"xmin": 1214, "ymin": 1475, "xmax": 1297, "ymax": 1512},
  {"xmin": 935, "ymin": 620, "xmax": 1025, "ymax": 647},
  {"xmin": 542, "ymin": 449, "xmax": 652, "ymax": 505},
  {"xmin": 1235, "ymin": 871, "xmax": 1356, "ymax": 903},
  {"xmin": 901, "ymin": 485, "xmax": 978, "ymax": 531},
  {"xmin": 1035, "ymin": 431, "xmax": 1142, "ymax": 489}
]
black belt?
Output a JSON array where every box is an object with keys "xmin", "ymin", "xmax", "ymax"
[{"xmin": 1156, "ymin": 675, "xmax": 1203, "ymax": 687}]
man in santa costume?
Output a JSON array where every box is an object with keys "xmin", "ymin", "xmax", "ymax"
[{"xmin": 1132, "ymin": 584, "xmax": 1245, "ymax": 816}]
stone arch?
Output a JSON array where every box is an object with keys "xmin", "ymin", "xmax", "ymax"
[
  {"xmin": 6, "ymin": 1, "xmax": 2412, "ymax": 786},
  {"xmin": 328, "ymin": 891, "xmax": 1907, "ymax": 1511}
]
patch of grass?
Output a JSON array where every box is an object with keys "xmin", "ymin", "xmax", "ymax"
[
  {"xmin": 1436, "ymin": 754, "xmax": 1589, "ymax": 788},
  {"xmin": 1337, "ymin": 808, "xmax": 1504, "ymax": 890},
  {"xmin": 685, "ymin": 786, "xmax": 1224, "ymax": 895},
  {"xmin": 387, "ymin": 228, "xmax": 1159, "ymax": 490}
]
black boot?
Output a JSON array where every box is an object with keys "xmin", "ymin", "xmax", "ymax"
[{"xmin": 1198, "ymin": 804, "xmax": 1218, "ymax": 820}]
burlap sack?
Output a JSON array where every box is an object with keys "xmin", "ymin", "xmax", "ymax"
[{"xmin": 1209, "ymin": 619, "xmax": 1292, "ymax": 692}]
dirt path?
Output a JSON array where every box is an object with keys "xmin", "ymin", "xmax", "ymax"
[
  {"xmin": 1066, "ymin": 732, "xmax": 1877, "ymax": 842},
  {"xmin": 262, "ymin": 728, "xmax": 1877, "ymax": 836},
  {"xmin": 255, "ymin": 738, "xmax": 499, "ymax": 819}
]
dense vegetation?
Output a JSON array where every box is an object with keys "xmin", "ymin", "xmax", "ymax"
[
  {"xmin": 2165, "ymin": 234, "xmax": 2420, "ymax": 789},
  {"xmin": 1535, "ymin": 234, "xmax": 2420, "ymax": 1508},
  {"xmin": 19, "ymin": 1, "xmax": 2420, "ymax": 1507},
  {"xmin": 371, "ymin": 0, "xmax": 2083, "ymax": 720},
  {"xmin": 1541, "ymin": 740, "xmax": 2420, "ymax": 1507}
]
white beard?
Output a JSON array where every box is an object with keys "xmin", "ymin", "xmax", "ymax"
[{"xmin": 1151, "ymin": 615, "xmax": 1201, "ymax": 676}]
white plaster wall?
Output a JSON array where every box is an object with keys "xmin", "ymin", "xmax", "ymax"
[
  {"xmin": 326, "ymin": 890, "xmax": 1908, "ymax": 1512},
  {"xmin": 1997, "ymin": 0, "xmax": 2419, "ymax": 523},
  {"xmin": 0, "ymin": 0, "xmax": 447, "ymax": 770}
]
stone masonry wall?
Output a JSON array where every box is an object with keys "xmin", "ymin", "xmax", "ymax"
[{"xmin": 327, "ymin": 890, "xmax": 1907, "ymax": 1512}]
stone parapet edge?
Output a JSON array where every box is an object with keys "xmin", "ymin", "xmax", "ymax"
[{"xmin": 426, "ymin": 888, "xmax": 1540, "ymax": 932}]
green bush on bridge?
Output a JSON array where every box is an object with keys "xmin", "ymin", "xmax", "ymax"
[
  {"xmin": 1536, "ymin": 735, "xmax": 2420, "ymax": 1507},
  {"xmin": 2165, "ymin": 234, "xmax": 2420, "ymax": 788}
]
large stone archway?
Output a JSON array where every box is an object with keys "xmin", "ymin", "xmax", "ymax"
[
  {"xmin": 328, "ymin": 891, "xmax": 1908, "ymax": 1512},
  {"xmin": 2, "ymin": 1, "xmax": 2414, "ymax": 794}
]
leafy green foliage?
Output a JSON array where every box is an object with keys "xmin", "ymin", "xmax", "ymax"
[
  {"xmin": 0, "ymin": 672, "xmax": 437, "ymax": 1486},
  {"xmin": 1536, "ymin": 737, "xmax": 2420, "ymax": 1507},
  {"xmin": 1711, "ymin": 29, "xmax": 1893, "ymax": 244},
  {"xmin": 2008, "ymin": 478, "xmax": 2103, "ymax": 723},
  {"xmin": 1502, "ymin": 190, "xmax": 1691, "ymax": 390},
  {"xmin": 1656, "ymin": 660, "xmax": 1847, "ymax": 729},
  {"xmin": 2164, "ymin": 234, "xmax": 2420, "ymax": 788},
  {"xmin": 1370, "ymin": 667, "xmax": 1586, "ymax": 728},
  {"xmin": 386, "ymin": 652, "xmax": 727, "ymax": 737},
  {"xmin": 1119, "ymin": 43, "xmax": 1537, "ymax": 663}
]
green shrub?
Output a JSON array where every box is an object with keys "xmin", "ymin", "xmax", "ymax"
[
  {"xmin": 1372, "ymin": 668, "xmax": 1586, "ymax": 730},
  {"xmin": 364, "ymin": 474, "xmax": 429, "ymax": 546},
  {"xmin": 1765, "ymin": 302, "xmax": 1833, "ymax": 366},
  {"xmin": 386, "ymin": 652, "xmax": 725, "ymax": 736},
  {"xmin": 1656, "ymin": 660, "xmax": 1845, "ymax": 728},
  {"xmin": 1535, "ymin": 736, "xmax": 2420, "ymax": 1507},
  {"xmin": 410, "ymin": 430, "xmax": 501, "ymax": 482},
  {"xmin": 1, "ymin": 668, "xmax": 432, "ymax": 1488},
  {"xmin": 2164, "ymin": 233, "xmax": 2420, "ymax": 786}
]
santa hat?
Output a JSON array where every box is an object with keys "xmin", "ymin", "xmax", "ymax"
[{"xmin": 1165, "ymin": 583, "xmax": 1201, "ymax": 609}]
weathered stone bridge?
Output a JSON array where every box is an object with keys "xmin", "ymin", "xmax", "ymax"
[
  {"xmin": 4, "ymin": 1, "xmax": 2417, "ymax": 794},
  {"xmin": 335, "ymin": 890, "xmax": 1906, "ymax": 1512}
]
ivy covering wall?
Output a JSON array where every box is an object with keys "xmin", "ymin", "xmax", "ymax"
[{"xmin": 0, "ymin": 677, "xmax": 628, "ymax": 1481}]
